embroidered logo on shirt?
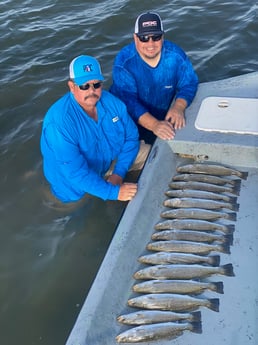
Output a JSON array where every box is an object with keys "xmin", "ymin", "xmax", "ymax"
[
  {"xmin": 112, "ymin": 116, "xmax": 119, "ymax": 123},
  {"xmin": 165, "ymin": 85, "xmax": 173, "ymax": 89}
]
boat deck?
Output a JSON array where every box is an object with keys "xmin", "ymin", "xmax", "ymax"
[{"xmin": 66, "ymin": 72, "xmax": 258, "ymax": 345}]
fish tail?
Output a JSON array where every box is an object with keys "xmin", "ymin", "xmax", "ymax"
[
  {"xmin": 232, "ymin": 183, "xmax": 241, "ymax": 195},
  {"xmin": 232, "ymin": 179, "xmax": 242, "ymax": 188},
  {"xmin": 227, "ymin": 195, "xmax": 238, "ymax": 203},
  {"xmin": 211, "ymin": 281, "xmax": 224, "ymax": 294},
  {"xmin": 208, "ymin": 298, "xmax": 220, "ymax": 312},
  {"xmin": 190, "ymin": 311, "xmax": 202, "ymax": 322},
  {"xmin": 220, "ymin": 243, "xmax": 231, "ymax": 254},
  {"xmin": 221, "ymin": 263, "xmax": 235, "ymax": 277},
  {"xmin": 224, "ymin": 224, "xmax": 235, "ymax": 234},
  {"xmin": 239, "ymin": 171, "xmax": 248, "ymax": 180},
  {"xmin": 224, "ymin": 233, "xmax": 234, "ymax": 245},
  {"xmin": 226, "ymin": 212, "xmax": 237, "ymax": 221},
  {"xmin": 229, "ymin": 202, "xmax": 240, "ymax": 212},
  {"xmin": 208, "ymin": 254, "xmax": 220, "ymax": 266},
  {"xmin": 190, "ymin": 321, "xmax": 202, "ymax": 334}
]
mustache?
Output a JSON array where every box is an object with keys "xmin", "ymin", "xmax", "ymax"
[{"xmin": 84, "ymin": 94, "xmax": 99, "ymax": 101}]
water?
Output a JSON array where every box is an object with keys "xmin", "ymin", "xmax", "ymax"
[{"xmin": 0, "ymin": 1, "xmax": 257, "ymax": 344}]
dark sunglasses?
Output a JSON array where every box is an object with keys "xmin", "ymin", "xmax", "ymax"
[
  {"xmin": 138, "ymin": 34, "xmax": 163, "ymax": 43},
  {"xmin": 78, "ymin": 81, "xmax": 103, "ymax": 91}
]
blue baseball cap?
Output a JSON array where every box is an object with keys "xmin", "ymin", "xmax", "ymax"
[{"xmin": 69, "ymin": 55, "xmax": 104, "ymax": 85}]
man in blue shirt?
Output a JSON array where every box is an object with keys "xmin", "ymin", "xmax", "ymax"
[
  {"xmin": 110, "ymin": 11, "xmax": 198, "ymax": 144},
  {"xmin": 41, "ymin": 55, "xmax": 142, "ymax": 203}
]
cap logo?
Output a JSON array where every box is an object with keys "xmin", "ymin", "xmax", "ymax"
[
  {"xmin": 83, "ymin": 64, "xmax": 93, "ymax": 72},
  {"xmin": 142, "ymin": 20, "xmax": 157, "ymax": 28}
]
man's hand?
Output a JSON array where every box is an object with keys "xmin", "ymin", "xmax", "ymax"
[
  {"xmin": 138, "ymin": 112, "xmax": 175, "ymax": 140},
  {"xmin": 107, "ymin": 173, "xmax": 123, "ymax": 186},
  {"xmin": 118, "ymin": 183, "xmax": 138, "ymax": 201},
  {"xmin": 165, "ymin": 98, "xmax": 187, "ymax": 130},
  {"xmin": 152, "ymin": 120, "xmax": 175, "ymax": 140}
]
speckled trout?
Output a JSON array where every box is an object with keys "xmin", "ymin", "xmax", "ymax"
[
  {"xmin": 128, "ymin": 293, "xmax": 219, "ymax": 312},
  {"xmin": 165, "ymin": 189, "xmax": 238, "ymax": 203},
  {"xmin": 160, "ymin": 208, "xmax": 237, "ymax": 221},
  {"xmin": 146, "ymin": 240, "xmax": 230, "ymax": 255},
  {"xmin": 138, "ymin": 252, "xmax": 220, "ymax": 266},
  {"xmin": 116, "ymin": 321, "xmax": 202, "ymax": 343},
  {"xmin": 176, "ymin": 163, "xmax": 248, "ymax": 180},
  {"xmin": 172, "ymin": 173, "xmax": 241, "ymax": 185},
  {"xmin": 117, "ymin": 310, "xmax": 201, "ymax": 325},
  {"xmin": 133, "ymin": 263, "xmax": 234, "ymax": 280},
  {"xmin": 163, "ymin": 197, "xmax": 239, "ymax": 212},
  {"xmin": 151, "ymin": 229, "xmax": 233, "ymax": 245},
  {"xmin": 133, "ymin": 279, "xmax": 224, "ymax": 295},
  {"xmin": 154, "ymin": 219, "xmax": 235, "ymax": 234},
  {"xmin": 169, "ymin": 181, "xmax": 240, "ymax": 195}
]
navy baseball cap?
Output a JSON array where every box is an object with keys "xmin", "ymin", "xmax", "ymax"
[{"xmin": 134, "ymin": 12, "xmax": 164, "ymax": 36}]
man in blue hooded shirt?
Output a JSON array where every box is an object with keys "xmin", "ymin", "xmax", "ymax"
[
  {"xmin": 40, "ymin": 55, "xmax": 143, "ymax": 203},
  {"xmin": 110, "ymin": 11, "xmax": 198, "ymax": 144}
]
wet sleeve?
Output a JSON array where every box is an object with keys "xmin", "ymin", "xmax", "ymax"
[
  {"xmin": 42, "ymin": 124, "xmax": 120, "ymax": 201},
  {"xmin": 111, "ymin": 65, "xmax": 149, "ymax": 122}
]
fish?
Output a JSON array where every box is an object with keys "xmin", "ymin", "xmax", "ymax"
[
  {"xmin": 172, "ymin": 173, "xmax": 241, "ymax": 186},
  {"xmin": 133, "ymin": 263, "xmax": 234, "ymax": 280},
  {"xmin": 160, "ymin": 208, "xmax": 237, "ymax": 221},
  {"xmin": 163, "ymin": 197, "xmax": 239, "ymax": 212},
  {"xmin": 128, "ymin": 293, "xmax": 220, "ymax": 312},
  {"xmin": 154, "ymin": 219, "xmax": 235, "ymax": 234},
  {"xmin": 133, "ymin": 279, "xmax": 224, "ymax": 295},
  {"xmin": 169, "ymin": 181, "xmax": 240, "ymax": 195},
  {"xmin": 117, "ymin": 310, "xmax": 201, "ymax": 325},
  {"xmin": 116, "ymin": 321, "xmax": 202, "ymax": 343},
  {"xmin": 176, "ymin": 163, "xmax": 248, "ymax": 180},
  {"xmin": 151, "ymin": 229, "xmax": 233, "ymax": 245},
  {"xmin": 165, "ymin": 189, "xmax": 238, "ymax": 203},
  {"xmin": 138, "ymin": 252, "xmax": 221, "ymax": 266},
  {"xmin": 146, "ymin": 240, "xmax": 230, "ymax": 255}
]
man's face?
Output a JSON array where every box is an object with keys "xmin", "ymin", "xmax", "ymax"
[
  {"xmin": 134, "ymin": 33, "xmax": 163, "ymax": 61},
  {"xmin": 68, "ymin": 80, "xmax": 103, "ymax": 109}
]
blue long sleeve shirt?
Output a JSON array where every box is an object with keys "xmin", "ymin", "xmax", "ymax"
[
  {"xmin": 110, "ymin": 40, "xmax": 198, "ymax": 122},
  {"xmin": 40, "ymin": 90, "xmax": 139, "ymax": 202}
]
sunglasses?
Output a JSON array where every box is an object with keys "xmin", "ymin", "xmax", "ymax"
[
  {"xmin": 78, "ymin": 81, "xmax": 103, "ymax": 91},
  {"xmin": 138, "ymin": 34, "xmax": 163, "ymax": 43}
]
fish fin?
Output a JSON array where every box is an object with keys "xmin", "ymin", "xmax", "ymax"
[
  {"xmin": 212, "ymin": 281, "xmax": 224, "ymax": 294},
  {"xmin": 190, "ymin": 311, "xmax": 202, "ymax": 322},
  {"xmin": 190, "ymin": 321, "xmax": 202, "ymax": 334},
  {"xmin": 226, "ymin": 212, "xmax": 237, "ymax": 221},
  {"xmin": 240, "ymin": 171, "xmax": 248, "ymax": 180},
  {"xmin": 208, "ymin": 298, "xmax": 220, "ymax": 312},
  {"xmin": 220, "ymin": 243, "xmax": 231, "ymax": 254},
  {"xmin": 208, "ymin": 255, "xmax": 220, "ymax": 266},
  {"xmin": 221, "ymin": 263, "xmax": 235, "ymax": 277}
]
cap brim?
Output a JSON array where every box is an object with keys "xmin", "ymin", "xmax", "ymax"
[
  {"xmin": 136, "ymin": 31, "xmax": 164, "ymax": 36},
  {"xmin": 74, "ymin": 74, "xmax": 104, "ymax": 85}
]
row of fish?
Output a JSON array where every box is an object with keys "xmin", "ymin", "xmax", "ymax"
[{"xmin": 116, "ymin": 162, "xmax": 248, "ymax": 343}]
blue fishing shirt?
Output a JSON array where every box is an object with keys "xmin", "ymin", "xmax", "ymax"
[
  {"xmin": 110, "ymin": 40, "xmax": 198, "ymax": 122},
  {"xmin": 40, "ymin": 90, "xmax": 139, "ymax": 202}
]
